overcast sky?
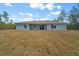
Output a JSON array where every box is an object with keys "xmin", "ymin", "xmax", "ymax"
[{"xmin": 0, "ymin": 3, "xmax": 77, "ymax": 22}]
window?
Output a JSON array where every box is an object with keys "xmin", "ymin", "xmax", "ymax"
[
  {"xmin": 24, "ymin": 24, "xmax": 27, "ymax": 28},
  {"xmin": 51, "ymin": 24, "xmax": 54, "ymax": 28},
  {"xmin": 51, "ymin": 24, "xmax": 56, "ymax": 29},
  {"xmin": 33, "ymin": 25, "xmax": 36, "ymax": 27},
  {"xmin": 40, "ymin": 25, "xmax": 44, "ymax": 30}
]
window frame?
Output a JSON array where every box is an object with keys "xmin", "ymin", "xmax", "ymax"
[
  {"xmin": 24, "ymin": 24, "xmax": 27, "ymax": 28},
  {"xmin": 51, "ymin": 24, "xmax": 56, "ymax": 29}
]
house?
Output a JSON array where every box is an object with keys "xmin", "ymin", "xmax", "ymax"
[{"xmin": 15, "ymin": 21, "xmax": 67, "ymax": 30}]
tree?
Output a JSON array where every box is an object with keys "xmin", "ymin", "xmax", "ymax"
[
  {"xmin": 10, "ymin": 19, "xmax": 13, "ymax": 24},
  {"xmin": 58, "ymin": 10, "xmax": 67, "ymax": 22},
  {"xmin": 68, "ymin": 6, "xmax": 79, "ymax": 24},
  {"xmin": 3, "ymin": 11, "xmax": 9, "ymax": 23},
  {"xmin": 0, "ymin": 14, "xmax": 2, "ymax": 23},
  {"xmin": 52, "ymin": 19, "xmax": 59, "ymax": 22}
]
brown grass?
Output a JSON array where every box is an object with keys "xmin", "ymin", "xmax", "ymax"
[{"xmin": 0, "ymin": 30, "xmax": 79, "ymax": 56}]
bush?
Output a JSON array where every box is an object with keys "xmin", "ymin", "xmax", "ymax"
[
  {"xmin": 0, "ymin": 23, "xmax": 16, "ymax": 29},
  {"xmin": 6, "ymin": 23, "xmax": 16, "ymax": 29},
  {"xmin": 67, "ymin": 23, "xmax": 79, "ymax": 30}
]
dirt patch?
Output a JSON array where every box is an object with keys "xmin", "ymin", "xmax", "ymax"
[{"xmin": 0, "ymin": 30, "xmax": 79, "ymax": 56}]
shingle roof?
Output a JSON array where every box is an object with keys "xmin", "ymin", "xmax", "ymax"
[{"xmin": 15, "ymin": 21, "xmax": 67, "ymax": 25}]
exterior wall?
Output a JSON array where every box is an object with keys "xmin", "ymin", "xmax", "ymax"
[
  {"xmin": 16, "ymin": 24, "xmax": 30, "ymax": 30},
  {"xmin": 47, "ymin": 24, "xmax": 51, "ymax": 30},
  {"xmin": 47, "ymin": 24, "xmax": 67, "ymax": 30},
  {"xmin": 56, "ymin": 25, "xmax": 67, "ymax": 30},
  {"xmin": 16, "ymin": 24, "xmax": 67, "ymax": 30}
]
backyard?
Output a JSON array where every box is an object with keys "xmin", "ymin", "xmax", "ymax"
[{"xmin": 0, "ymin": 30, "xmax": 79, "ymax": 56}]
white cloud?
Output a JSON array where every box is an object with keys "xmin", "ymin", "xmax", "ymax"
[
  {"xmin": 30, "ymin": 3, "xmax": 61, "ymax": 10},
  {"xmin": 30, "ymin": 3, "xmax": 45, "ymax": 10},
  {"xmin": 19, "ymin": 12, "xmax": 33, "ymax": 17},
  {"xmin": 16, "ymin": 18, "xmax": 33, "ymax": 22},
  {"xmin": 57, "ymin": 5, "xmax": 61, "ymax": 9},
  {"xmin": 9, "ymin": 15, "xmax": 18, "ymax": 23},
  {"xmin": 4, "ymin": 3, "xmax": 12, "ymax": 7},
  {"xmin": 9, "ymin": 15, "xmax": 34, "ymax": 23},
  {"xmin": 23, "ymin": 18, "xmax": 33, "ymax": 21},
  {"xmin": 40, "ymin": 18, "xmax": 49, "ymax": 21},
  {"xmin": 10, "ymin": 16, "xmax": 33, "ymax": 23},
  {"xmin": 11, "ymin": 15, "xmax": 16, "ymax": 18},
  {"xmin": 36, "ymin": 14, "xmax": 39, "ymax": 17},
  {"xmin": 47, "ymin": 14, "xmax": 52, "ymax": 17},
  {"xmin": 26, "ymin": 13, "xmax": 33, "ymax": 17},
  {"xmin": 33, "ymin": 18, "xmax": 49, "ymax": 21},
  {"xmin": 30, "ymin": 3, "xmax": 55, "ymax": 10},
  {"xmin": 19, "ymin": 12, "xmax": 25, "ymax": 15},
  {"xmin": 49, "ymin": 11, "xmax": 61, "ymax": 15},
  {"xmin": 45, "ymin": 3, "xmax": 55, "ymax": 10}
]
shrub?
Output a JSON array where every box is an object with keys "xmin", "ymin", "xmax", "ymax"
[
  {"xmin": 67, "ymin": 23, "xmax": 79, "ymax": 30},
  {"xmin": 0, "ymin": 23, "xmax": 16, "ymax": 29}
]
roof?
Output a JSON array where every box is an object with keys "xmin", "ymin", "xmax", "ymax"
[{"xmin": 15, "ymin": 21, "xmax": 67, "ymax": 25}]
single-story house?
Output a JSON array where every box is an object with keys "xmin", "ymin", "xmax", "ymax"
[{"xmin": 15, "ymin": 21, "xmax": 67, "ymax": 30}]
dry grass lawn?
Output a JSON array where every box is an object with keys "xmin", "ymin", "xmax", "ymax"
[{"xmin": 0, "ymin": 30, "xmax": 79, "ymax": 56}]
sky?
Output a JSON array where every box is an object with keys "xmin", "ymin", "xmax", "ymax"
[{"xmin": 0, "ymin": 3, "xmax": 77, "ymax": 23}]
